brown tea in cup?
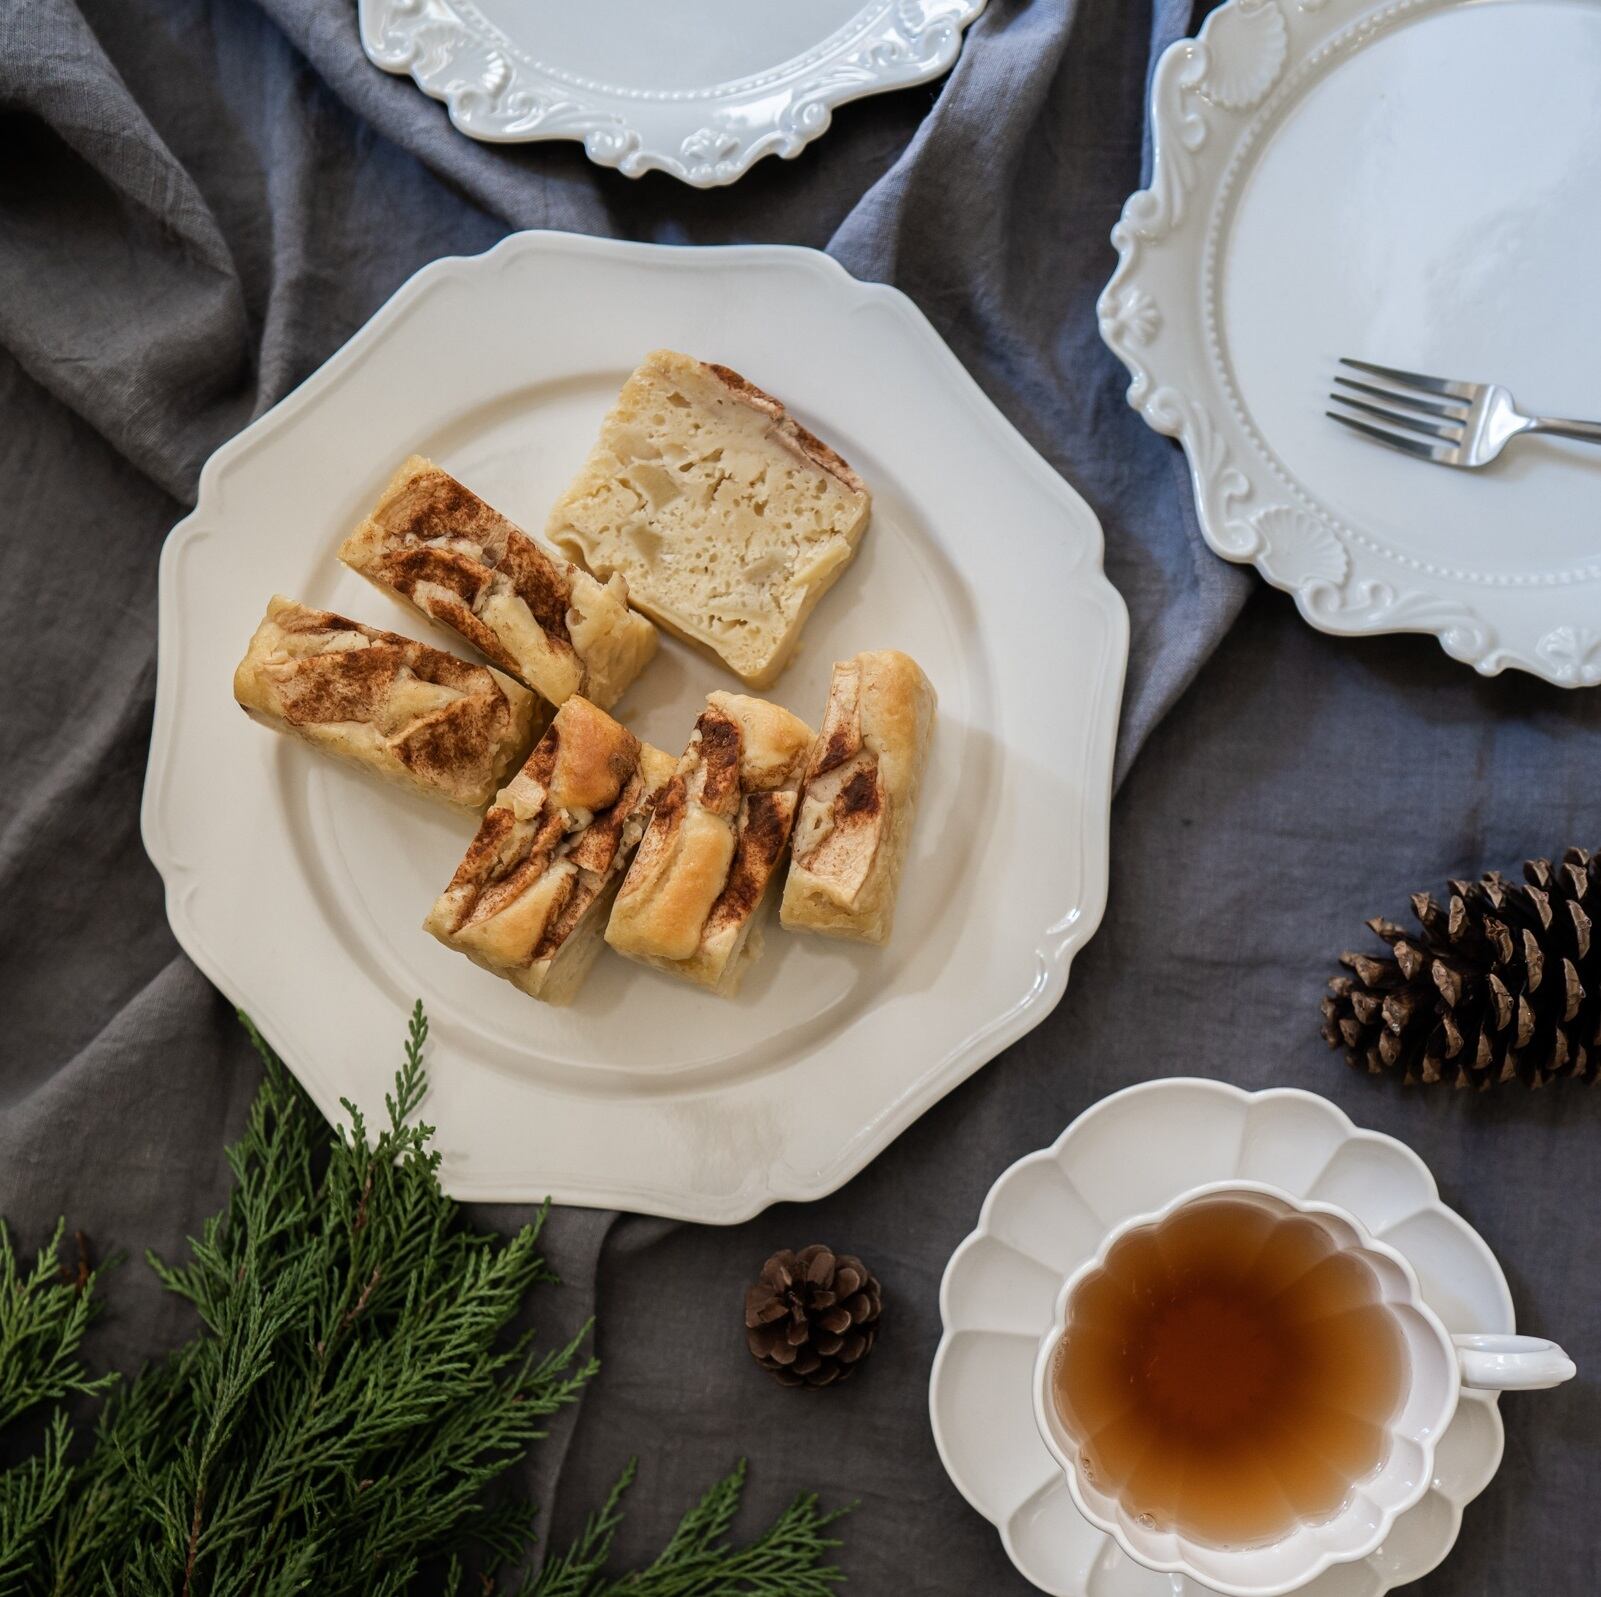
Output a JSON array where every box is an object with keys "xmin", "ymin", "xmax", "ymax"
[{"xmin": 1049, "ymin": 1193, "xmax": 1407, "ymax": 1547}]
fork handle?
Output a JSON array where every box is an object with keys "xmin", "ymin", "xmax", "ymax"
[{"xmin": 1529, "ymin": 415, "xmax": 1601, "ymax": 446}]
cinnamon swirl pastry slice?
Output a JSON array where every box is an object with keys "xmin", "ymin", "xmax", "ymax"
[
  {"xmin": 340, "ymin": 456, "xmax": 657, "ymax": 710},
  {"xmin": 424, "ymin": 697, "xmax": 675, "ymax": 1004},
  {"xmin": 233, "ymin": 596, "xmax": 539, "ymax": 809},
  {"xmin": 606, "ymin": 691, "xmax": 814, "ymax": 996},
  {"xmin": 780, "ymin": 651, "xmax": 935, "ymax": 946}
]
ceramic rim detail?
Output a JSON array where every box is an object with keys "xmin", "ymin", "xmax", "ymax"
[
  {"xmin": 358, "ymin": 0, "xmax": 986, "ymax": 186},
  {"xmin": 1098, "ymin": 0, "xmax": 1601, "ymax": 686},
  {"xmin": 141, "ymin": 231, "xmax": 1128, "ymax": 1220}
]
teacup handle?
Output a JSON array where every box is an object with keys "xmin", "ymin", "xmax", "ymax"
[{"xmin": 1454, "ymin": 1333, "xmax": 1576, "ymax": 1391}]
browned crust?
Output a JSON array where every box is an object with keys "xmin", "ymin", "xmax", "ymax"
[
  {"xmin": 606, "ymin": 692, "xmax": 812, "ymax": 983},
  {"xmin": 691, "ymin": 706, "xmax": 743, "ymax": 816},
  {"xmin": 347, "ymin": 458, "xmax": 576, "ymax": 645},
  {"xmin": 526, "ymin": 762, "xmax": 656, "ymax": 959},
  {"xmin": 538, "ymin": 696, "xmax": 642, "ymax": 815},
  {"xmin": 564, "ymin": 779, "xmax": 636, "ymax": 874},
  {"xmin": 703, "ymin": 790, "xmax": 795, "ymax": 937},
  {"xmin": 237, "ymin": 598, "xmax": 532, "ymax": 805},
  {"xmin": 702, "ymin": 360, "xmax": 868, "ymax": 500},
  {"xmin": 706, "ymin": 690, "xmax": 814, "ymax": 791},
  {"xmin": 432, "ymin": 698, "xmax": 664, "ymax": 950}
]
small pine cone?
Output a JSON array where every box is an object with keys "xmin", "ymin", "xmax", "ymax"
[
  {"xmin": 744, "ymin": 1245, "xmax": 882, "ymax": 1388},
  {"xmin": 1321, "ymin": 848, "xmax": 1601, "ymax": 1088}
]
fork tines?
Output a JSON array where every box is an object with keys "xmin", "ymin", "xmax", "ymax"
[{"xmin": 1326, "ymin": 358, "xmax": 1469, "ymax": 463}]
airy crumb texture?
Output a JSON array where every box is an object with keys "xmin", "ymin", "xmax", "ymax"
[
  {"xmin": 547, "ymin": 350, "xmax": 871, "ymax": 688},
  {"xmin": 424, "ymin": 697, "xmax": 677, "ymax": 1004},
  {"xmin": 339, "ymin": 456, "xmax": 657, "ymax": 710},
  {"xmin": 780, "ymin": 650, "xmax": 936, "ymax": 945},
  {"xmin": 233, "ymin": 596, "xmax": 540, "ymax": 809},
  {"xmin": 606, "ymin": 690, "xmax": 814, "ymax": 995}
]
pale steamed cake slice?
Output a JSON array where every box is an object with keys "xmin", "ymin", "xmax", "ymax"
[{"xmin": 547, "ymin": 350, "xmax": 870, "ymax": 689}]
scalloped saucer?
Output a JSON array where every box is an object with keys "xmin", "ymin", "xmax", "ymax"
[
  {"xmin": 930, "ymin": 1079, "xmax": 1509, "ymax": 1596},
  {"xmin": 1101, "ymin": 0, "xmax": 1601, "ymax": 685},
  {"xmin": 358, "ymin": 0, "xmax": 985, "ymax": 186}
]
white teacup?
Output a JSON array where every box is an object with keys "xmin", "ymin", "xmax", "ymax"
[{"xmin": 1031, "ymin": 1180, "xmax": 1574, "ymax": 1597}]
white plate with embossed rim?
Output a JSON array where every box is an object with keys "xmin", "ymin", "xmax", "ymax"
[
  {"xmin": 141, "ymin": 231, "xmax": 1127, "ymax": 1220},
  {"xmin": 357, "ymin": 0, "xmax": 985, "ymax": 186},
  {"xmin": 1100, "ymin": 0, "xmax": 1601, "ymax": 686},
  {"xmin": 931, "ymin": 1079, "xmax": 1510, "ymax": 1596}
]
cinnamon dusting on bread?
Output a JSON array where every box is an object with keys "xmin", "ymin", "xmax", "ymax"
[
  {"xmin": 423, "ymin": 695, "xmax": 673, "ymax": 1002},
  {"xmin": 234, "ymin": 597, "xmax": 538, "ymax": 810}
]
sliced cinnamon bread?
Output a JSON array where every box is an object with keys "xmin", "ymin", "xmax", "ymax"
[
  {"xmin": 424, "ymin": 697, "xmax": 676, "ymax": 1004},
  {"xmin": 233, "ymin": 596, "xmax": 540, "ymax": 809},
  {"xmin": 340, "ymin": 457, "xmax": 657, "ymax": 710},
  {"xmin": 605, "ymin": 691, "xmax": 814, "ymax": 995}
]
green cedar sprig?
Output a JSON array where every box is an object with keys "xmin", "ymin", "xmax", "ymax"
[
  {"xmin": 0, "ymin": 1223, "xmax": 117, "ymax": 1596},
  {"xmin": 518, "ymin": 1459, "xmax": 846, "ymax": 1597},
  {"xmin": 0, "ymin": 1004, "xmax": 848, "ymax": 1595}
]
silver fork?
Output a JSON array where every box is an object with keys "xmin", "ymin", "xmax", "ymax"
[{"xmin": 1326, "ymin": 358, "xmax": 1601, "ymax": 469}]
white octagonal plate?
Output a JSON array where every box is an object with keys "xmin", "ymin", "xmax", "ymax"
[
  {"xmin": 1101, "ymin": 0, "xmax": 1601, "ymax": 684},
  {"xmin": 358, "ymin": 0, "xmax": 985, "ymax": 186},
  {"xmin": 142, "ymin": 231, "xmax": 1127, "ymax": 1220},
  {"xmin": 931, "ymin": 1079, "xmax": 1511, "ymax": 1596}
]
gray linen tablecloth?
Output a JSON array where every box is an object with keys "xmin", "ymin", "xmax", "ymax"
[{"xmin": 2, "ymin": 0, "xmax": 1596, "ymax": 1588}]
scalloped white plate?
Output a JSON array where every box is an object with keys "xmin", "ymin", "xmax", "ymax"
[
  {"xmin": 931, "ymin": 1079, "xmax": 1509, "ymax": 1596},
  {"xmin": 1101, "ymin": 0, "xmax": 1601, "ymax": 685},
  {"xmin": 358, "ymin": 0, "xmax": 985, "ymax": 186},
  {"xmin": 141, "ymin": 232, "xmax": 1127, "ymax": 1220}
]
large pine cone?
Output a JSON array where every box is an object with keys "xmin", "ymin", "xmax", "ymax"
[
  {"xmin": 1322, "ymin": 849, "xmax": 1601, "ymax": 1087},
  {"xmin": 744, "ymin": 1245, "xmax": 882, "ymax": 1388}
]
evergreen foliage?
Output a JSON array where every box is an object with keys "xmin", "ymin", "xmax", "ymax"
[{"xmin": 0, "ymin": 1006, "xmax": 846, "ymax": 1595}]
